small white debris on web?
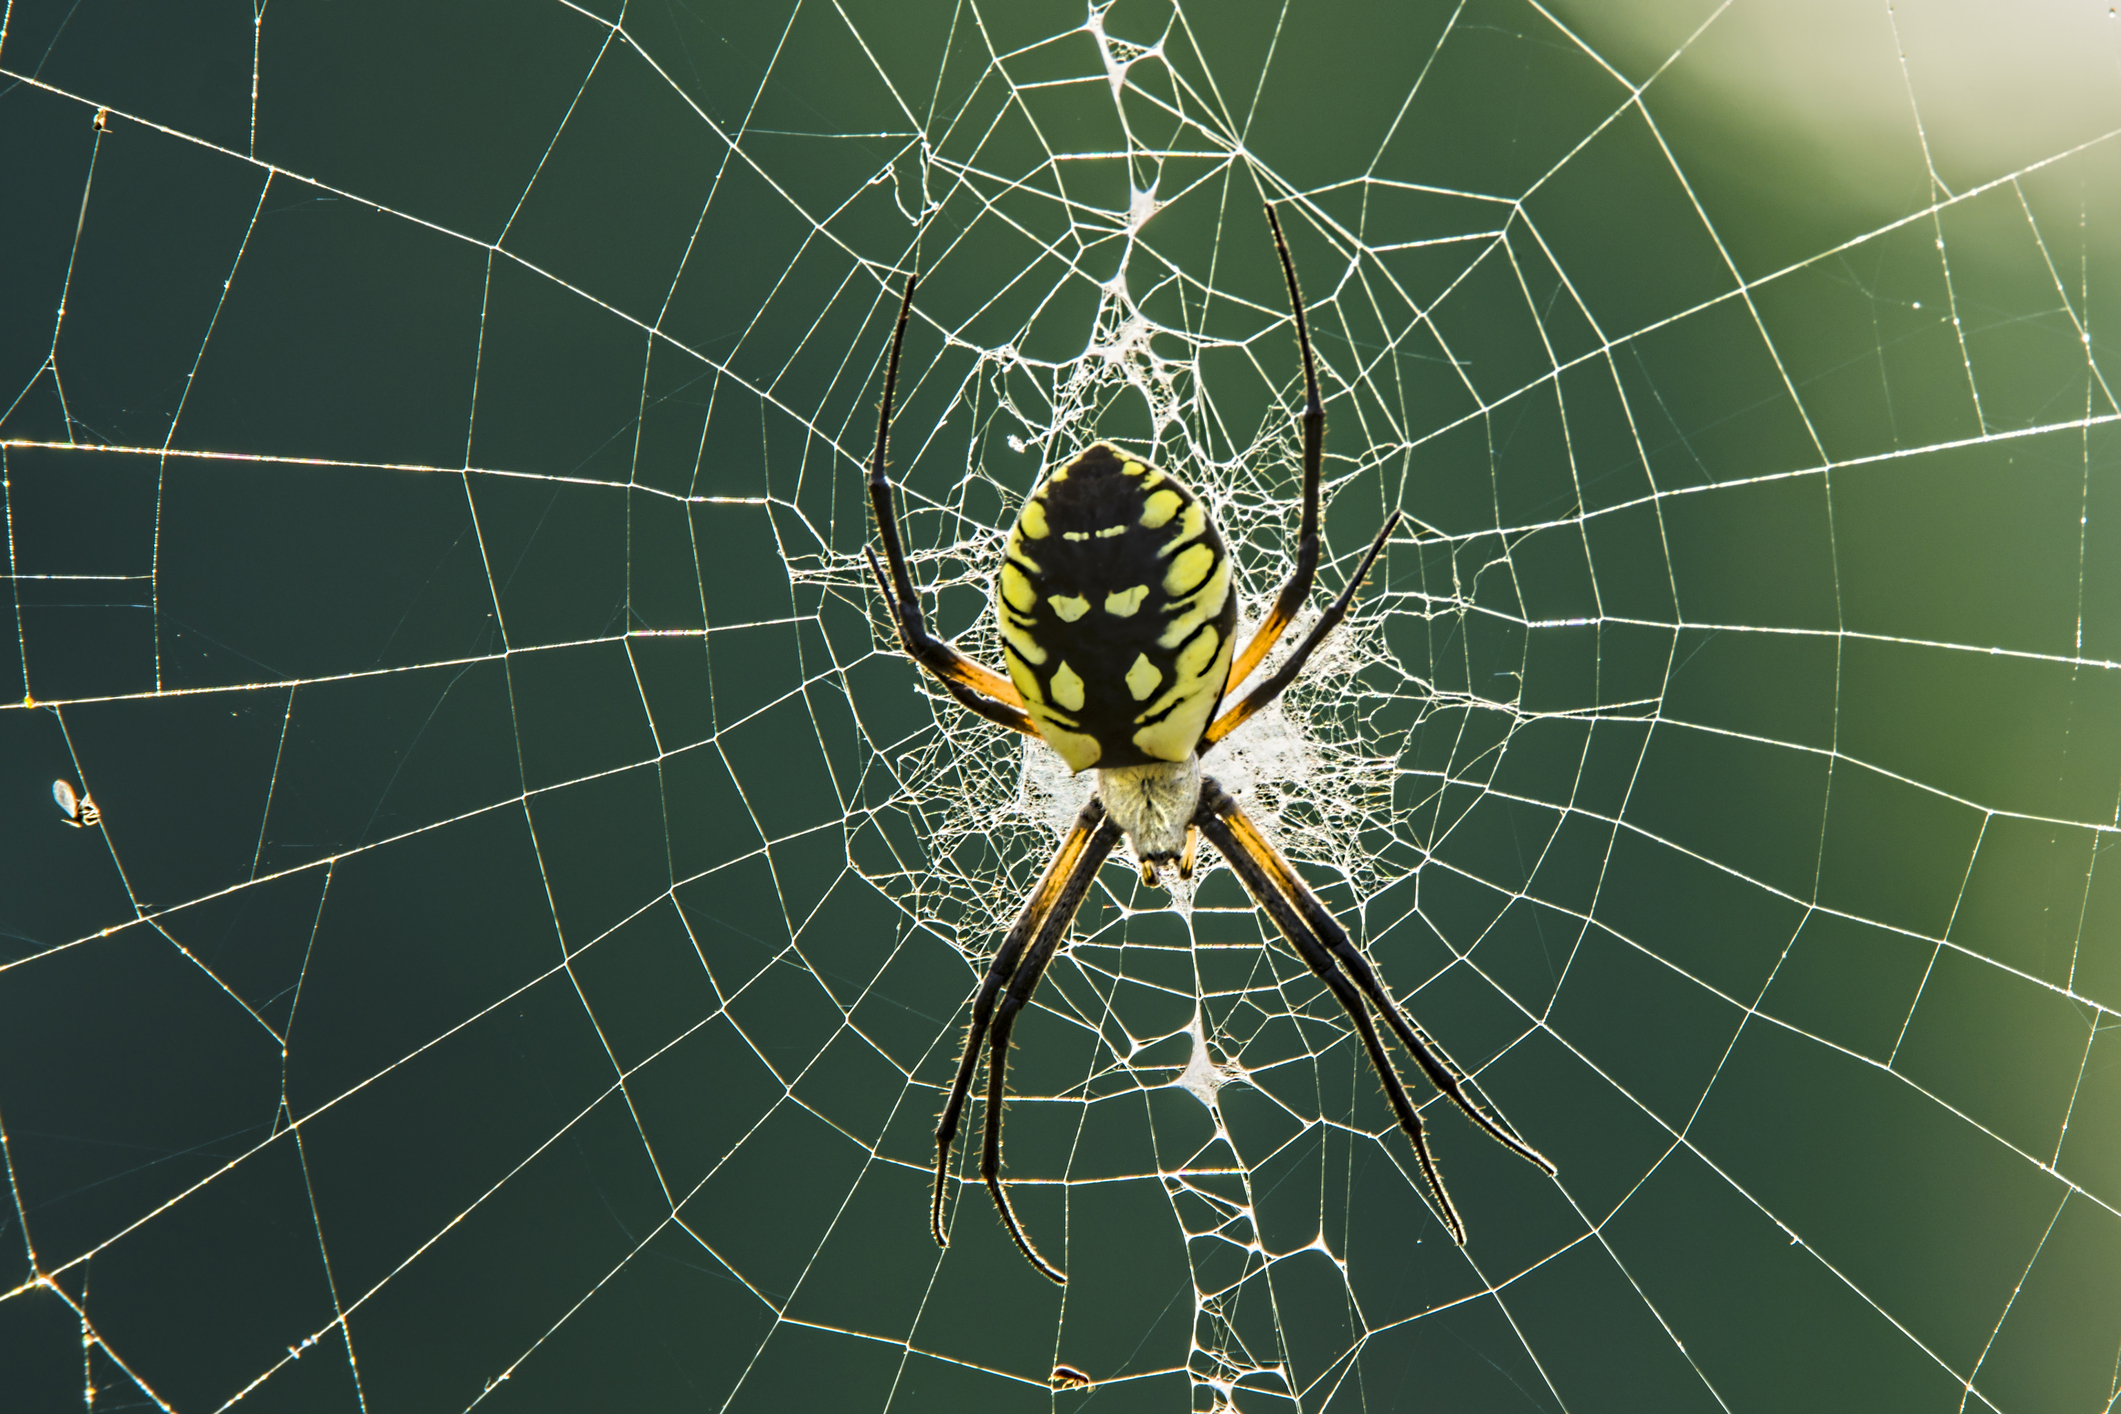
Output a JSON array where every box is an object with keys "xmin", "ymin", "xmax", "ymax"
[{"xmin": 1176, "ymin": 1009, "xmax": 1242, "ymax": 1108}]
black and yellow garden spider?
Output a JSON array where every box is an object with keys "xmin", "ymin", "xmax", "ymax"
[{"xmin": 863, "ymin": 205, "xmax": 1554, "ymax": 1285}]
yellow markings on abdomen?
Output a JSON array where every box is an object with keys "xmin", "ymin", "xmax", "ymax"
[
  {"xmin": 1001, "ymin": 619, "xmax": 1047, "ymax": 666},
  {"xmin": 1173, "ymin": 625, "xmax": 1221, "ymax": 683},
  {"xmin": 1157, "ymin": 502, "xmax": 1205, "ymax": 556},
  {"xmin": 1004, "ymin": 643, "xmax": 1045, "ymax": 705},
  {"xmin": 1006, "ymin": 527, "xmax": 1042, "ymax": 575},
  {"xmin": 1139, "ymin": 489, "xmax": 1182, "ymax": 529},
  {"xmin": 1019, "ymin": 499, "xmax": 1050, "ymax": 538},
  {"xmin": 1158, "ymin": 555, "xmax": 1231, "ymax": 649},
  {"xmin": 1105, "ymin": 584, "xmax": 1149, "ymax": 617},
  {"xmin": 1136, "ymin": 626, "xmax": 1220, "ymax": 724},
  {"xmin": 1040, "ymin": 724, "xmax": 1102, "ymax": 771},
  {"xmin": 1048, "ymin": 593, "xmax": 1089, "ymax": 622},
  {"xmin": 1163, "ymin": 542, "xmax": 1214, "ymax": 595},
  {"xmin": 1132, "ymin": 628, "xmax": 1235, "ymax": 763},
  {"xmin": 1005, "ymin": 644, "xmax": 1100, "ymax": 769},
  {"xmin": 1050, "ymin": 661, "xmax": 1085, "ymax": 711},
  {"xmin": 1125, "ymin": 653, "xmax": 1162, "ymax": 700},
  {"xmin": 1000, "ymin": 563, "xmax": 1037, "ymax": 612},
  {"xmin": 1011, "ymin": 661, "xmax": 1102, "ymax": 771}
]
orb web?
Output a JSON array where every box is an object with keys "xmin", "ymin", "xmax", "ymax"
[{"xmin": 2, "ymin": 2, "xmax": 2118, "ymax": 1411}]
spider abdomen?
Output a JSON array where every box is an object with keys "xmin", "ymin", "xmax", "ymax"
[{"xmin": 995, "ymin": 441, "xmax": 1238, "ymax": 771}]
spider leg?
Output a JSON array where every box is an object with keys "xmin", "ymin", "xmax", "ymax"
[
  {"xmin": 932, "ymin": 798, "xmax": 1121, "ymax": 1283},
  {"xmin": 1225, "ymin": 202, "xmax": 1325, "ymax": 696},
  {"xmin": 864, "ymin": 550, "xmax": 1036, "ymax": 734},
  {"xmin": 980, "ymin": 811, "xmax": 1118, "ymax": 1284},
  {"xmin": 1272, "ymin": 838, "xmax": 1556, "ymax": 1177},
  {"xmin": 1202, "ymin": 508, "xmax": 1399, "ymax": 749},
  {"xmin": 865, "ymin": 273, "xmax": 1036, "ymax": 733},
  {"xmin": 1194, "ymin": 779, "xmax": 1552, "ymax": 1245}
]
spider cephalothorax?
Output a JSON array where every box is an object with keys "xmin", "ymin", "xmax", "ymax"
[{"xmin": 861, "ymin": 205, "xmax": 1554, "ymax": 1285}]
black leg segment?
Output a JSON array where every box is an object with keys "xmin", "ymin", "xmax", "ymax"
[
  {"xmin": 931, "ymin": 797, "xmax": 1122, "ymax": 1283},
  {"xmin": 1193, "ymin": 778, "xmax": 1551, "ymax": 1245},
  {"xmin": 863, "ymin": 274, "xmax": 1038, "ymax": 734}
]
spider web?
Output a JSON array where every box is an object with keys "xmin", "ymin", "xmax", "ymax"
[{"xmin": 3, "ymin": 1, "xmax": 2119, "ymax": 1410}]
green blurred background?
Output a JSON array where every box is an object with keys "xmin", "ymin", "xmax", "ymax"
[{"xmin": 1, "ymin": 1, "xmax": 2116, "ymax": 1410}]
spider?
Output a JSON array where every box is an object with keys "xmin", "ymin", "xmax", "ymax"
[{"xmin": 862, "ymin": 204, "xmax": 1555, "ymax": 1285}]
